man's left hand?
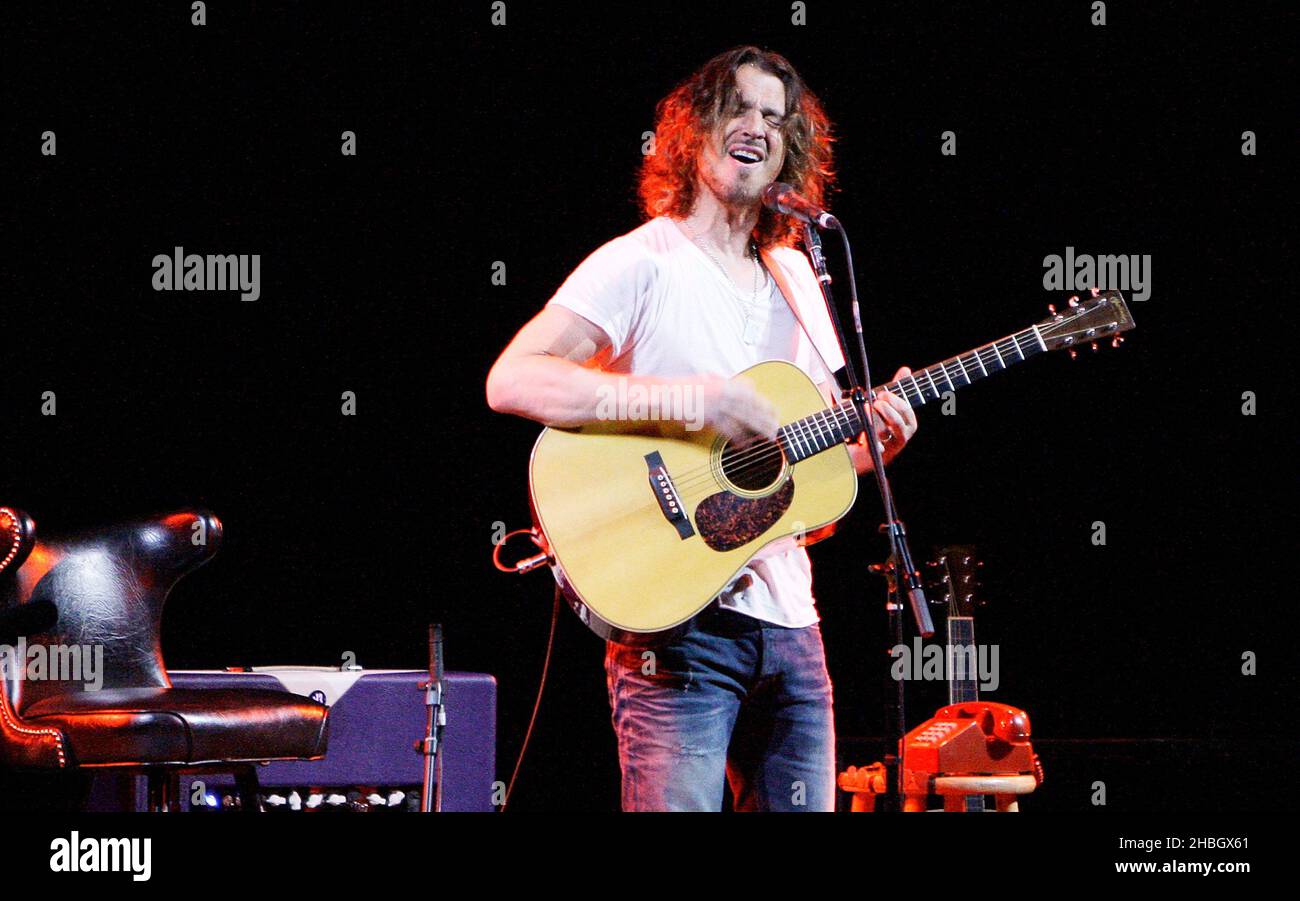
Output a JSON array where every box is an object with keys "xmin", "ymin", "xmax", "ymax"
[
  {"xmin": 867, "ymin": 366, "xmax": 918, "ymax": 466},
  {"xmin": 843, "ymin": 366, "xmax": 918, "ymax": 473}
]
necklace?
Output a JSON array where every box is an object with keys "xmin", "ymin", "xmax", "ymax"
[{"xmin": 678, "ymin": 219, "xmax": 767, "ymax": 344}]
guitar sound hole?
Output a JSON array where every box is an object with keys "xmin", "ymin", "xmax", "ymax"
[{"xmin": 719, "ymin": 438, "xmax": 785, "ymax": 492}]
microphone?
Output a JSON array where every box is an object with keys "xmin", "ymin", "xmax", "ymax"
[
  {"xmin": 762, "ymin": 182, "xmax": 839, "ymax": 229},
  {"xmin": 0, "ymin": 600, "xmax": 58, "ymax": 645}
]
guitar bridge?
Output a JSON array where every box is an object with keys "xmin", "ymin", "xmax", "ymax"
[{"xmin": 645, "ymin": 451, "xmax": 695, "ymax": 540}]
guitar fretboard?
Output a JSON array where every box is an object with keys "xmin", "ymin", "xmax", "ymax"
[
  {"xmin": 776, "ymin": 326, "xmax": 1046, "ymax": 463},
  {"xmin": 947, "ymin": 617, "xmax": 980, "ymax": 705}
]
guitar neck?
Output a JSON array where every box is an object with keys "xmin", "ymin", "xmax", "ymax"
[
  {"xmin": 949, "ymin": 612, "xmax": 985, "ymax": 812},
  {"xmin": 947, "ymin": 616, "xmax": 980, "ymax": 705},
  {"xmin": 777, "ymin": 325, "xmax": 1048, "ymax": 463}
]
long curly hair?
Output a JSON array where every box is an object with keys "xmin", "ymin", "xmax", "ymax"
[{"xmin": 638, "ymin": 46, "xmax": 836, "ymax": 249}]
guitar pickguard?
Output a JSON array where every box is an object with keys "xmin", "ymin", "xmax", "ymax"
[{"xmin": 694, "ymin": 479, "xmax": 795, "ymax": 552}]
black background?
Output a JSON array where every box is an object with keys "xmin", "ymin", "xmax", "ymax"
[{"xmin": 3, "ymin": 1, "xmax": 1294, "ymax": 812}]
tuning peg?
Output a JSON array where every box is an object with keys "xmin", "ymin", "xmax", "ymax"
[
  {"xmin": 1090, "ymin": 341, "xmax": 1099, "ymax": 352},
  {"xmin": 1068, "ymin": 295, "xmax": 1080, "ymax": 308},
  {"xmin": 1111, "ymin": 336, "xmax": 1124, "ymax": 348},
  {"xmin": 1068, "ymin": 349, "xmax": 1078, "ymax": 360},
  {"xmin": 1089, "ymin": 286, "xmax": 1101, "ymax": 297},
  {"xmin": 1047, "ymin": 303, "xmax": 1057, "ymax": 315}
]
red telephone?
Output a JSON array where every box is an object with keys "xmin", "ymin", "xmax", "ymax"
[{"xmin": 903, "ymin": 701, "xmax": 1042, "ymax": 778}]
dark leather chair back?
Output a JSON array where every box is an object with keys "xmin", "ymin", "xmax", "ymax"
[{"xmin": 0, "ymin": 508, "xmax": 223, "ymax": 714}]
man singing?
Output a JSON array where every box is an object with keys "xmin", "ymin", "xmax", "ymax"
[{"xmin": 487, "ymin": 45, "xmax": 917, "ymax": 811}]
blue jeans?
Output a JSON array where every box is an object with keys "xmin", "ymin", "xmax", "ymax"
[{"xmin": 604, "ymin": 604, "xmax": 836, "ymax": 811}]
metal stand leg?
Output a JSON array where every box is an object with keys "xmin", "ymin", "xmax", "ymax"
[
  {"xmin": 234, "ymin": 766, "xmax": 263, "ymax": 812},
  {"xmin": 146, "ymin": 771, "xmax": 180, "ymax": 812}
]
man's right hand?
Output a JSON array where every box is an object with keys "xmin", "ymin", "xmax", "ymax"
[{"xmin": 698, "ymin": 374, "xmax": 779, "ymax": 444}]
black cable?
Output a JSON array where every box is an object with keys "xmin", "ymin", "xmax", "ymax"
[{"xmin": 499, "ymin": 581, "xmax": 562, "ymax": 812}]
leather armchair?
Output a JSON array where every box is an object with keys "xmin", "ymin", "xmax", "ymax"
[{"xmin": 0, "ymin": 506, "xmax": 329, "ymax": 810}]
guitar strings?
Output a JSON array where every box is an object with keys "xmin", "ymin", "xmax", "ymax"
[
  {"xmin": 667, "ymin": 402, "xmax": 862, "ymax": 500},
  {"xmin": 666, "ymin": 373, "xmax": 924, "ymax": 498},
  {"xmin": 662, "ymin": 312, "xmax": 1098, "ymax": 495},
  {"xmin": 666, "ymin": 359, "xmax": 963, "ymax": 499},
  {"xmin": 614, "ymin": 331, "xmax": 1100, "ymax": 527},
  {"xmin": 663, "ymin": 336, "xmax": 1021, "ymax": 497},
  {"xmin": 625, "ymin": 314, "xmax": 1106, "ymax": 506}
]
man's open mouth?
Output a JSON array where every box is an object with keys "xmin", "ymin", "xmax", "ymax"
[{"xmin": 728, "ymin": 144, "xmax": 764, "ymax": 165}]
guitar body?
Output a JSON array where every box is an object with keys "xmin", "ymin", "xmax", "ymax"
[{"xmin": 529, "ymin": 360, "xmax": 857, "ymax": 645}]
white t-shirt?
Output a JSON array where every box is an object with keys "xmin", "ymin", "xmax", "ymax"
[{"xmin": 546, "ymin": 215, "xmax": 846, "ymax": 628}]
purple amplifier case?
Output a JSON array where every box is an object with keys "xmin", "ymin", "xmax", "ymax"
[{"xmin": 87, "ymin": 668, "xmax": 496, "ymax": 812}]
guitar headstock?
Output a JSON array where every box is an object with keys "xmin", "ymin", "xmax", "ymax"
[
  {"xmin": 926, "ymin": 544, "xmax": 983, "ymax": 618},
  {"xmin": 1036, "ymin": 289, "xmax": 1135, "ymax": 358}
]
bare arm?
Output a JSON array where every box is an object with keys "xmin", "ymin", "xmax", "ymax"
[
  {"xmin": 486, "ymin": 305, "xmax": 778, "ymax": 440},
  {"xmin": 485, "ymin": 305, "xmax": 617, "ymax": 427}
]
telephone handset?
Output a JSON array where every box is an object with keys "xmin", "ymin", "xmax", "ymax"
[{"xmin": 935, "ymin": 701, "xmax": 1032, "ymax": 747}]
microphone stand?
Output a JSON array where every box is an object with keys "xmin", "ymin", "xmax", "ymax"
[
  {"xmin": 802, "ymin": 221, "xmax": 934, "ymax": 811},
  {"xmin": 419, "ymin": 623, "xmax": 446, "ymax": 812}
]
